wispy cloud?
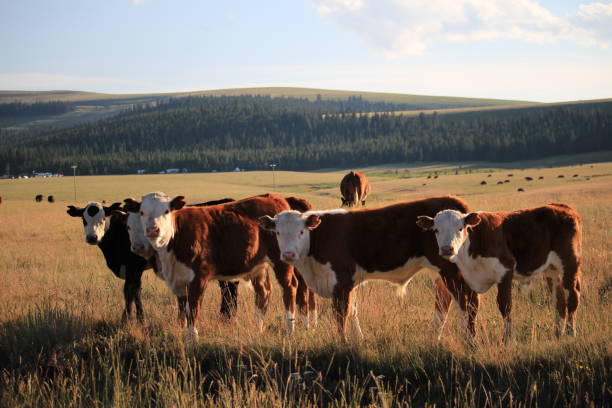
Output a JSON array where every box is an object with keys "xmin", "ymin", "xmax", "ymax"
[
  {"xmin": 132, "ymin": 0, "xmax": 147, "ymax": 5},
  {"xmin": 312, "ymin": 0, "xmax": 612, "ymax": 58}
]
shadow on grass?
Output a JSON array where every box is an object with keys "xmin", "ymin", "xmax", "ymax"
[{"xmin": 0, "ymin": 306, "xmax": 609, "ymax": 406}]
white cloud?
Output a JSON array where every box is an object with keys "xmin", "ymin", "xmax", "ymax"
[{"xmin": 312, "ymin": 0, "xmax": 612, "ymax": 57}]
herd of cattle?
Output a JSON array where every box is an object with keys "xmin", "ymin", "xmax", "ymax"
[{"xmin": 65, "ymin": 170, "xmax": 582, "ymax": 346}]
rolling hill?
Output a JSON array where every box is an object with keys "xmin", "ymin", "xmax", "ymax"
[{"xmin": 0, "ymin": 87, "xmax": 533, "ymax": 132}]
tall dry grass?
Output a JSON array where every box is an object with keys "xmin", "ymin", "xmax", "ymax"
[{"xmin": 0, "ymin": 161, "xmax": 610, "ymax": 407}]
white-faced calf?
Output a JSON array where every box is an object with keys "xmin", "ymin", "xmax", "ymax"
[{"xmin": 417, "ymin": 203, "xmax": 582, "ymax": 342}]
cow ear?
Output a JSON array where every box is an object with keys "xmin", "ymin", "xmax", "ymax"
[
  {"xmin": 170, "ymin": 195, "xmax": 186, "ymax": 211},
  {"xmin": 66, "ymin": 205, "xmax": 84, "ymax": 217},
  {"xmin": 464, "ymin": 213, "xmax": 481, "ymax": 227},
  {"xmin": 123, "ymin": 198, "xmax": 141, "ymax": 213},
  {"xmin": 305, "ymin": 214, "xmax": 321, "ymax": 230},
  {"xmin": 104, "ymin": 202, "xmax": 122, "ymax": 216},
  {"xmin": 112, "ymin": 210, "xmax": 128, "ymax": 223},
  {"xmin": 258, "ymin": 215, "xmax": 276, "ymax": 231},
  {"xmin": 416, "ymin": 215, "xmax": 434, "ymax": 231}
]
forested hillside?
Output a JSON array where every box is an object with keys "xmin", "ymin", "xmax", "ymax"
[{"xmin": 1, "ymin": 95, "xmax": 610, "ymax": 175}]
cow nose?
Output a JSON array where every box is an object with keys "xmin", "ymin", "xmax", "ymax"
[
  {"xmin": 86, "ymin": 235, "xmax": 98, "ymax": 245},
  {"xmin": 146, "ymin": 227, "xmax": 160, "ymax": 238},
  {"xmin": 440, "ymin": 245, "xmax": 454, "ymax": 257},
  {"xmin": 282, "ymin": 251, "xmax": 296, "ymax": 262},
  {"xmin": 132, "ymin": 244, "xmax": 145, "ymax": 253}
]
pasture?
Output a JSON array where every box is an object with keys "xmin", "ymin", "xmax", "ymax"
[{"xmin": 0, "ymin": 156, "xmax": 611, "ymax": 407}]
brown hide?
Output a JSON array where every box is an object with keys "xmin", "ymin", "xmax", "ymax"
[
  {"xmin": 310, "ymin": 196, "xmax": 470, "ymax": 279},
  {"xmin": 170, "ymin": 194, "xmax": 289, "ymax": 278},
  {"xmin": 467, "ymin": 204, "xmax": 582, "ymax": 277},
  {"xmin": 340, "ymin": 171, "xmax": 371, "ymax": 207}
]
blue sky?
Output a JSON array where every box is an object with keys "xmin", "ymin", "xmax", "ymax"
[{"xmin": 1, "ymin": 0, "xmax": 611, "ymax": 102}]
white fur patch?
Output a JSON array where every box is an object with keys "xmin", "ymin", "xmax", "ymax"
[
  {"xmin": 294, "ymin": 259, "xmax": 338, "ymax": 298},
  {"xmin": 352, "ymin": 256, "xmax": 438, "ymax": 296}
]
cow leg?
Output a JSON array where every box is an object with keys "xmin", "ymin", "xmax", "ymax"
[
  {"xmin": 550, "ymin": 275, "xmax": 568, "ymax": 337},
  {"xmin": 121, "ymin": 279, "xmax": 133, "ymax": 324},
  {"xmin": 439, "ymin": 267, "xmax": 479, "ymax": 343},
  {"xmin": 566, "ymin": 277, "xmax": 580, "ymax": 337},
  {"xmin": 176, "ymin": 295, "xmax": 188, "ymax": 327},
  {"xmin": 295, "ymin": 271, "xmax": 312, "ymax": 329},
  {"xmin": 250, "ymin": 272, "xmax": 272, "ymax": 332},
  {"xmin": 350, "ymin": 292, "xmax": 364, "ymax": 340},
  {"xmin": 185, "ymin": 277, "xmax": 209, "ymax": 345},
  {"xmin": 332, "ymin": 287, "xmax": 352, "ymax": 340},
  {"xmin": 308, "ymin": 289, "xmax": 318, "ymax": 328},
  {"xmin": 272, "ymin": 261, "xmax": 298, "ymax": 334},
  {"xmin": 218, "ymin": 280, "xmax": 239, "ymax": 321},
  {"xmin": 497, "ymin": 273, "xmax": 513, "ymax": 344},
  {"xmin": 432, "ymin": 277, "xmax": 452, "ymax": 340},
  {"xmin": 129, "ymin": 269, "xmax": 145, "ymax": 324}
]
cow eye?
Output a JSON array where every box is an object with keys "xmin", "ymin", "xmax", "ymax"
[
  {"xmin": 276, "ymin": 232, "xmax": 280, "ymax": 236},
  {"xmin": 300, "ymin": 230, "xmax": 304, "ymax": 235},
  {"xmin": 164, "ymin": 210, "xmax": 169, "ymax": 215},
  {"xmin": 140, "ymin": 211, "xmax": 143, "ymax": 215},
  {"xmin": 127, "ymin": 226, "xmax": 131, "ymax": 230}
]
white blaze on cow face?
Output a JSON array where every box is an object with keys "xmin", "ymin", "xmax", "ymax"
[
  {"xmin": 418, "ymin": 210, "xmax": 479, "ymax": 259},
  {"xmin": 139, "ymin": 192, "xmax": 175, "ymax": 249},
  {"xmin": 83, "ymin": 202, "xmax": 110, "ymax": 245},
  {"xmin": 126, "ymin": 212, "xmax": 155, "ymax": 259},
  {"xmin": 260, "ymin": 210, "xmax": 322, "ymax": 264}
]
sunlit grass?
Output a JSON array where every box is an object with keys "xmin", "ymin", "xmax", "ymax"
[{"xmin": 0, "ymin": 158, "xmax": 610, "ymax": 406}]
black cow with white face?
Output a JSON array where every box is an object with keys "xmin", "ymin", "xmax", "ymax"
[{"xmin": 68, "ymin": 201, "xmax": 149, "ymax": 322}]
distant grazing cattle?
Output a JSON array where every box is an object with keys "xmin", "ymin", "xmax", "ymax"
[
  {"xmin": 137, "ymin": 193, "xmax": 316, "ymax": 343},
  {"xmin": 504, "ymin": 180, "xmax": 510, "ymax": 183},
  {"xmin": 487, "ymin": 174, "xmax": 492, "ymax": 177},
  {"xmin": 573, "ymin": 174, "xmax": 579, "ymax": 178},
  {"xmin": 558, "ymin": 175, "xmax": 565, "ymax": 178},
  {"xmin": 427, "ymin": 175, "xmax": 431, "ymax": 179},
  {"xmin": 434, "ymin": 175, "xmax": 438, "ymax": 179},
  {"xmin": 518, "ymin": 188, "xmax": 525, "ymax": 192},
  {"xmin": 0, "ymin": 196, "xmax": 2, "ymax": 204},
  {"xmin": 260, "ymin": 196, "xmax": 479, "ymax": 341},
  {"xmin": 35, "ymin": 194, "xmax": 43, "ymax": 202},
  {"xmin": 47, "ymin": 195, "xmax": 55, "ymax": 203},
  {"xmin": 422, "ymin": 183, "xmax": 427, "ymax": 186},
  {"xmin": 497, "ymin": 181, "xmax": 503, "ymax": 185},
  {"xmin": 480, "ymin": 181, "xmax": 487, "ymax": 185},
  {"xmin": 525, "ymin": 177, "xmax": 533, "ymax": 181},
  {"xmin": 417, "ymin": 203, "xmax": 582, "ymax": 342},
  {"xmin": 539, "ymin": 176, "xmax": 544, "ymax": 180},
  {"xmin": 340, "ymin": 171, "xmax": 371, "ymax": 207},
  {"xmin": 508, "ymin": 174, "xmax": 514, "ymax": 177}
]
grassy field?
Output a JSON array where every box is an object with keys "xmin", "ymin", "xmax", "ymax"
[{"xmin": 0, "ymin": 155, "xmax": 610, "ymax": 407}]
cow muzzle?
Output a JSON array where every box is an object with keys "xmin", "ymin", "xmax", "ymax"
[
  {"xmin": 146, "ymin": 226, "xmax": 160, "ymax": 239},
  {"xmin": 439, "ymin": 245, "xmax": 455, "ymax": 258},
  {"xmin": 86, "ymin": 234, "xmax": 98, "ymax": 245},
  {"xmin": 281, "ymin": 251, "xmax": 297, "ymax": 263}
]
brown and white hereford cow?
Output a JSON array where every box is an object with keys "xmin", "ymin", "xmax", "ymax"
[
  {"xmin": 416, "ymin": 203, "xmax": 582, "ymax": 342},
  {"xmin": 260, "ymin": 196, "xmax": 479, "ymax": 341},
  {"xmin": 340, "ymin": 171, "xmax": 371, "ymax": 207},
  {"xmin": 138, "ymin": 192, "xmax": 315, "ymax": 343}
]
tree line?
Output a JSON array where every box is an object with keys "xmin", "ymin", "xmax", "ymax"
[
  {"xmin": 0, "ymin": 95, "xmax": 610, "ymax": 175},
  {"xmin": 0, "ymin": 101, "xmax": 75, "ymax": 118}
]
